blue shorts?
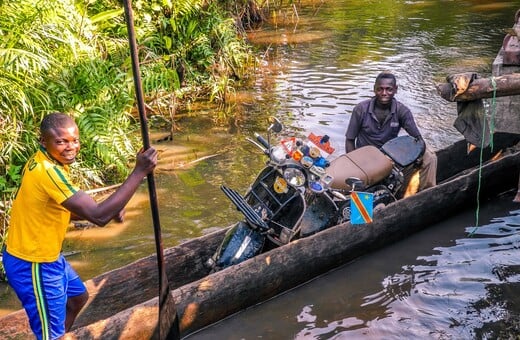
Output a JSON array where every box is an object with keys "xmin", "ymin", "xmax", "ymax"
[{"xmin": 2, "ymin": 248, "xmax": 87, "ymax": 340}]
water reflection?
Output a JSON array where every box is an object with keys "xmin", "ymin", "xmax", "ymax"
[
  {"xmin": 345, "ymin": 206, "xmax": 520, "ymax": 339},
  {"xmin": 348, "ymin": 210, "xmax": 520, "ymax": 338},
  {"xmin": 250, "ymin": 0, "xmax": 517, "ymax": 151}
]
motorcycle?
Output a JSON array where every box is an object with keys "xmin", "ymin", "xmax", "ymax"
[
  {"xmin": 206, "ymin": 117, "xmax": 345, "ymax": 271},
  {"xmin": 206, "ymin": 117, "xmax": 425, "ymax": 272},
  {"xmin": 326, "ymin": 135, "xmax": 425, "ymax": 221}
]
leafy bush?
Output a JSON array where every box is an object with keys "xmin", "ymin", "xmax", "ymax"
[{"xmin": 0, "ymin": 0, "xmax": 262, "ymax": 278}]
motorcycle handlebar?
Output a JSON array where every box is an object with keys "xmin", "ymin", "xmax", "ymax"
[
  {"xmin": 246, "ymin": 135, "xmax": 269, "ymax": 154},
  {"xmin": 255, "ymin": 132, "xmax": 270, "ymax": 149}
]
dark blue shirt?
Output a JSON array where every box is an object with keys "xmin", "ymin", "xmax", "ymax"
[{"xmin": 345, "ymin": 97, "xmax": 422, "ymax": 149}]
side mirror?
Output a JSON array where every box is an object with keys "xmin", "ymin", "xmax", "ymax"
[{"xmin": 268, "ymin": 117, "xmax": 283, "ymax": 133}]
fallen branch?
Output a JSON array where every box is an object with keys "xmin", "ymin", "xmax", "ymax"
[
  {"xmin": 437, "ymin": 73, "xmax": 520, "ymax": 102},
  {"xmin": 160, "ymin": 153, "xmax": 222, "ymax": 172}
]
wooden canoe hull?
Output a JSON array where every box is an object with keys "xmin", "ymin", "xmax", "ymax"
[{"xmin": 1, "ymin": 133, "xmax": 519, "ymax": 339}]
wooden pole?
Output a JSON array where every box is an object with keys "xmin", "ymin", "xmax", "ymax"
[{"xmin": 121, "ymin": 1, "xmax": 180, "ymax": 339}]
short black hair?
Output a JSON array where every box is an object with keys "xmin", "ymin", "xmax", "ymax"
[
  {"xmin": 40, "ymin": 112, "xmax": 75, "ymax": 135},
  {"xmin": 375, "ymin": 72, "xmax": 397, "ymax": 86}
]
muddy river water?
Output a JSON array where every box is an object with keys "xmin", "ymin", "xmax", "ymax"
[{"xmin": 2, "ymin": 0, "xmax": 520, "ymax": 337}]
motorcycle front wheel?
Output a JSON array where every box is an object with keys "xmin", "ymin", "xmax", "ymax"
[{"xmin": 211, "ymin": 221, "xmax": 265, "ymax": 270}]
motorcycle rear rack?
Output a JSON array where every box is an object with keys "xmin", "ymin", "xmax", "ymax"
[{"xmin": 221, "ymin": 185, "xmax": 270, "ymax": 231}]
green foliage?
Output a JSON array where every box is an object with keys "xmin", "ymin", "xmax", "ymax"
[
  {"xmin": 44, "ymin": 56, "xmax": 140, "ymax": 185},
  {"xmin": 0, "ymin": 0, "xmax": 139, "ymax": 191},
  {"xmin": 1, "ymin": 1, "xmax": 85, "ymax": 179},
  {"xmin": 130, "ymin": 0, "xmax": 255, "ymax": 102},
  {"xmin": 0, "ymin": 0, "xmax": 261, "ymax": 269},
  {"xmin": 0, "ymin": 0, "xmax": 61, "ymax": 169},
  {"xmin": 0, "ymin": 0, "xmax": 259, "ymax": 181},
  {"xmin": 76, "ymin": 110, "xmax": 139, "ymax": 184}
]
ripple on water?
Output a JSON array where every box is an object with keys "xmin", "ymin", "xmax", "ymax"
[{"xmin": 323, "ymin": 209, "xmax": 520, "ymax": 339}]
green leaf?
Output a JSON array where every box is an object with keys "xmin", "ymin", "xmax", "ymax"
[{"xmin": 90, "ymin": 9, "xmax": 125, "ymax": 24}]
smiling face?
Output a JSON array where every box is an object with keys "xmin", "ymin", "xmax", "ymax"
[
  {"xmin": 40, "ymin": 116, "xmax": 80, "ymax": 165},
  {"xmin": 374, "ymin": 77, "xmax": 398, "ymax": 107}
]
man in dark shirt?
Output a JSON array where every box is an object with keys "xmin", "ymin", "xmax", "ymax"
[{"xmin": 345, "ymin": 71, "xmax": 437, "ymax": 191}]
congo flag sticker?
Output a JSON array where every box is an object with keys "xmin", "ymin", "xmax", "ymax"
[{"xmin": 350, "ymin": 191, "xmax": 373, "ymax": 224}]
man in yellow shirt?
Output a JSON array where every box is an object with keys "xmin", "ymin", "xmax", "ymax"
[{"xmin": 2, "ymin": 112, "xmax": 158, "ymax": 339}]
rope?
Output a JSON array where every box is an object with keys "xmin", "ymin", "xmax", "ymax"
[
  {"xmin": 469, "ymin": 76, "xmax": 497, "ymax": 236},
  {"xmin": 489, "ymin": 77, "xmax": 497, "ymax": 151}
]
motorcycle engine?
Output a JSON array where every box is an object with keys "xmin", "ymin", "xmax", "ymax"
[{"xmin": 384, "ymin": 168, "xmax": 405, "ymax": 193}]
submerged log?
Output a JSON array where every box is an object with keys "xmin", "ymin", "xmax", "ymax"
[{"xmin": 437, "ymin": 73, "xmax": 520, "ymax": 102}]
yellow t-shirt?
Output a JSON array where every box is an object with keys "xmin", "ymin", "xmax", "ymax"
[{"xmin": 6, "ymin": 147, "xmax": 79, "ymax": 262}]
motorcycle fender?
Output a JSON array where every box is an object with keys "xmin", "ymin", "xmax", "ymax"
[
  {"xmin": 215, "ymin": 221, "xmax": 265, "ymax": 268},
  {"xmin": 235, "ymin": 235, "xmax": 252, "ymax": 260}
]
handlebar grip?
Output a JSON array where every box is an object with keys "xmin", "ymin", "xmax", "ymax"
[{"xmin": 255, "ymin": 133, "xmax": 270, "ymax": 149}]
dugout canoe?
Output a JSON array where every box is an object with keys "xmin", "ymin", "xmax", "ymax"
[{"xmin": 1, "ymin": 132, "xmax": 520, "ymax": 340}]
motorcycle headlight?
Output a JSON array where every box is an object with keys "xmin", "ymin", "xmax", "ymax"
[
  {"xmin": 283, "ymin": 167, "xmax": 306, "ymax": 187},
  {"xmin": 271, "ymin": 146, "xmax": 287, "ymax": 163}
]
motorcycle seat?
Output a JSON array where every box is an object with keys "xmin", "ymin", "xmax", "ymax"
[{"xmin": 326, "ymin": 145, "xmax": 393, "ymax": 190}]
